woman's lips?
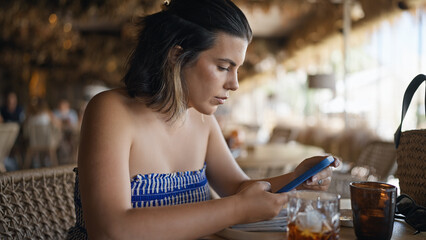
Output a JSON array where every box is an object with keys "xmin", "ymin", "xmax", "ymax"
[{"xmin": 214, "ymin": 96, "xmax": 227, "ymax": 104}]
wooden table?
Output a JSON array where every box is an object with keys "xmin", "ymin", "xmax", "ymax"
[
  {"xmin": 204, "ymin": 220, "xmax": 425, "ymax": 240},
  {"xmin": 202, "ymin": 199, "xmax": 426, "ymax": 240},
  {"xmin": 236, "ymin": 142, "xmax": 325, "ymax": 178}
]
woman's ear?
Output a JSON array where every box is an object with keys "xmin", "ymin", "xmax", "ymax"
[{"xmin": 169, "ymin": 45, "xmax": 183, "ymax": 64}]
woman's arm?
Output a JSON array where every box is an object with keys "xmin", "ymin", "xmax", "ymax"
[
  {"xmin": 204, "ymin": 115, "xmax": 250, "ymax": 197},
  {"xmin": 204, "ymin": 116, "xmax": 289, "ymax": 222}
]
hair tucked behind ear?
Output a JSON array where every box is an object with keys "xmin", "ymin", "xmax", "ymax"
[{"xmin": 123, "ymin": 0, "xmax": 252, "ymax": 122}]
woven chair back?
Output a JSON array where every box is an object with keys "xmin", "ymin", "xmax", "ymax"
[
  {"xmin": 0, "ymin": 164, "xmax": 76, "ymax": 239},
  {"xmin": 355, "ymin": 140, "xmax": 397, "ymax": 181},
  {"xmin": 269, "ymin": 127, "xmax": 298, "ymax": 143}
]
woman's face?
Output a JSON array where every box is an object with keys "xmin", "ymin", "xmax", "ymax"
[{"xmin": 182, "ymin": 32, "xmax": 248, "ymax": 115}]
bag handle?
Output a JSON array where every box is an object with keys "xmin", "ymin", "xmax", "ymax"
[{"xmin": 394, "ymin": 74, "xmax": 426, "ymax": 148}]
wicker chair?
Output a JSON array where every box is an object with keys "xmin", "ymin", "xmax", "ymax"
[
  {"xmin": 23, "ymin": 123, "xmax": 62, "ymax": 169},
  {"xmin": 353, "ymin": 140, "xmax": 397, "ymax": 181},
  {"xmin": 328, "ymin": 140, "xmax": 397, "ymax": 198},
  {"xmin": 0, "ymin": 164, "xmax": 76, "ymax": 239},
  {"xmin": 0, "ymin": 123, "xmax": 20, "ymax": 172},
  {"xmin": 268, "ymin": 126, "xmax": 298, "ymax": 144}
]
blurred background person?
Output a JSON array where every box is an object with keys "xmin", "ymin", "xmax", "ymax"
[
  {"xmin": 23, "ymin": 98, "xmax": 62, "ymax": 168},
  {"xmin": 0, "ymin": 90, "xmax": 26, "ymax": 171},
  {"xmin": 0, "ymin": 90, "xmax": 25, "ymax": 124},
  {"xmin": 53, "ymin": 99, "xmax": 79, "ymax": 163},
  {"xmin": 53, "ymin": 99, "xmax": 79, "ymax": 130},
  {"xmin": 26, "ymin": 98, "xmax": 60, "ymax": 127}
]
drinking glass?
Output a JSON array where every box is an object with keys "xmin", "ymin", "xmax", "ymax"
[
  {"xmin": 287, "ymin": 190, "xmax": 340, "ymax": 240},
  {"xmin": 350, "ymin": 181, "xmax": 397, "ymax": 240}
]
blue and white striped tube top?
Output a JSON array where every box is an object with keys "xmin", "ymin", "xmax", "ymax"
[
  {"xmin": 131, "ymin": 164, "xmax": 211, "ymax": 207},
  {"xmin": 67, "ymin": 165, "xmax": 210, "ymax": 239}
]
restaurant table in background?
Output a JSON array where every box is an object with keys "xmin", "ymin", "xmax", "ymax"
[
  {"xmin": 202, "ymin": 199, "xmax": 426, "ymax": 240},
  {"xmin": 236, "ymin": 141, "xmax": 325, "ymax": 178}
]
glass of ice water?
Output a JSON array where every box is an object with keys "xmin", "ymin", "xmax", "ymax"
[{"xmin": 287, "ymin": 190, "xmax": 341, "ymax": 240}]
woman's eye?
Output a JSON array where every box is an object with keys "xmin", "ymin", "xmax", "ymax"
[{"xmin": 218, "ymin": 66, "xmax": 230, "ymax": 72}]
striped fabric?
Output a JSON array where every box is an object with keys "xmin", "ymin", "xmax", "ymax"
[
  {"xmin": 67, "ymin": 165, "xmax": 210, "ymax": 239},
  {"xmin": 131, "ymin": 164, "xmax": 210, "ymax": 207}
]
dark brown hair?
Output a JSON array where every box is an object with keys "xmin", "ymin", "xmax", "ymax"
[{"xmin": 123, "ymin": 0, "xmax": 252, "ymax": 122}]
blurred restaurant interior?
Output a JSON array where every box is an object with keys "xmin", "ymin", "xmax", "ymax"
[{"xmin": 0, "ymin": 0, "xmax": 425, "ymax": 195}]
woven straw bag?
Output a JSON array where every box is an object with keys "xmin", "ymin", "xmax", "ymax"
[{"xmin": 394, "ymin": 74, "xmax": 426, "ymax": 207}]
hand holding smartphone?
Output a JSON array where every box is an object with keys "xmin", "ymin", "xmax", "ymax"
[{"xmin": 276, "ymin": 156, "xmax": 334, "ymax": 193}]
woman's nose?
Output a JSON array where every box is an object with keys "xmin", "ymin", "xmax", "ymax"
[{"xmin": 225, "ymin": 72, "xmax": 239, "ymax": 91}]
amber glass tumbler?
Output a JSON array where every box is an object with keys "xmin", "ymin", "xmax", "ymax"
[{"xmin": 350, "ymin": 181, "xmax": 397, "ymax": 240}]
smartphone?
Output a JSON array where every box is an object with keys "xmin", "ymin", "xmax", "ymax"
[{"xmin": 276, "ymin": 156, "xmax": 334, "ymax": 193}]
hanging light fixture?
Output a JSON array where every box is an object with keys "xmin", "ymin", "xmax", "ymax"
[{"xmin": 308, "ymin": 74, "xmax": 336, "ymax": 90}]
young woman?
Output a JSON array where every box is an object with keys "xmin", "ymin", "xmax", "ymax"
[{"xmin": 68, "ymin": 0, "xmax": 339, "ymax": 239}]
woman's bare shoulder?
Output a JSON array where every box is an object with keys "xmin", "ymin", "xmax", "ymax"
[
  {"xmin": 82, "ymin": 89, "xmax": 138, "ymax": 127},
  {"xmin": 83, "ymin": 88, "xmax": 159, "ymax": 130},
  {"xmin": 87, "ymin": 88, "xmax": 128, "ymax": 109}
]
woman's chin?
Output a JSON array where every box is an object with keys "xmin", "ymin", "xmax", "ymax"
[{"xmin": 196, "ymin": 106, "xmax": 218, "ymax": 116}]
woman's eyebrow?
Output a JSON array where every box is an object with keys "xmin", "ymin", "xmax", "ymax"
[{"xmin": 217, "ymin": 58, "xmax": 237, "ymax": 67}]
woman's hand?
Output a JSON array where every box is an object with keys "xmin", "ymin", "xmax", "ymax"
[
  {"xmin": 234, "ymin": 181, "xmax": 288, "ymax": 224},
  {"xmin": 294, "ymin": 155, "xmax": 340, "ymax": 191}
]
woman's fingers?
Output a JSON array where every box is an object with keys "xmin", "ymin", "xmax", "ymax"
[
  {"xmin": 307, "ymin": 166, "xmax": 332, "ymax": 183},
  {"xmin": 258, "ymin": 181, "xmax": 272, "ymax": 192},
  {"xmin": 237, "ymin": 181, "xmax": 289, "ymax": 223},
  {"xmin": 331, "ymin": 156, "xmax": 341, "ymax": 168},
  {"xmin": 304, "ymin": 176, "xmax": 332, "ymax": 190}
]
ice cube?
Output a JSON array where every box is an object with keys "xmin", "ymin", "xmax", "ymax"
[
  {"xmin": 306, "ymin": 208, "xmax": 323, "ymax": 232},
  {"xmin": 322, "ymin": 219, "xmax": 332, "ymax": 232},
  {"xmin": 295, "ymin": 208, "xmax": 323, "ymax": 233},
  {"xmin": 296, "ymin": 212, "xmax": 308, "ymax": 230}
]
